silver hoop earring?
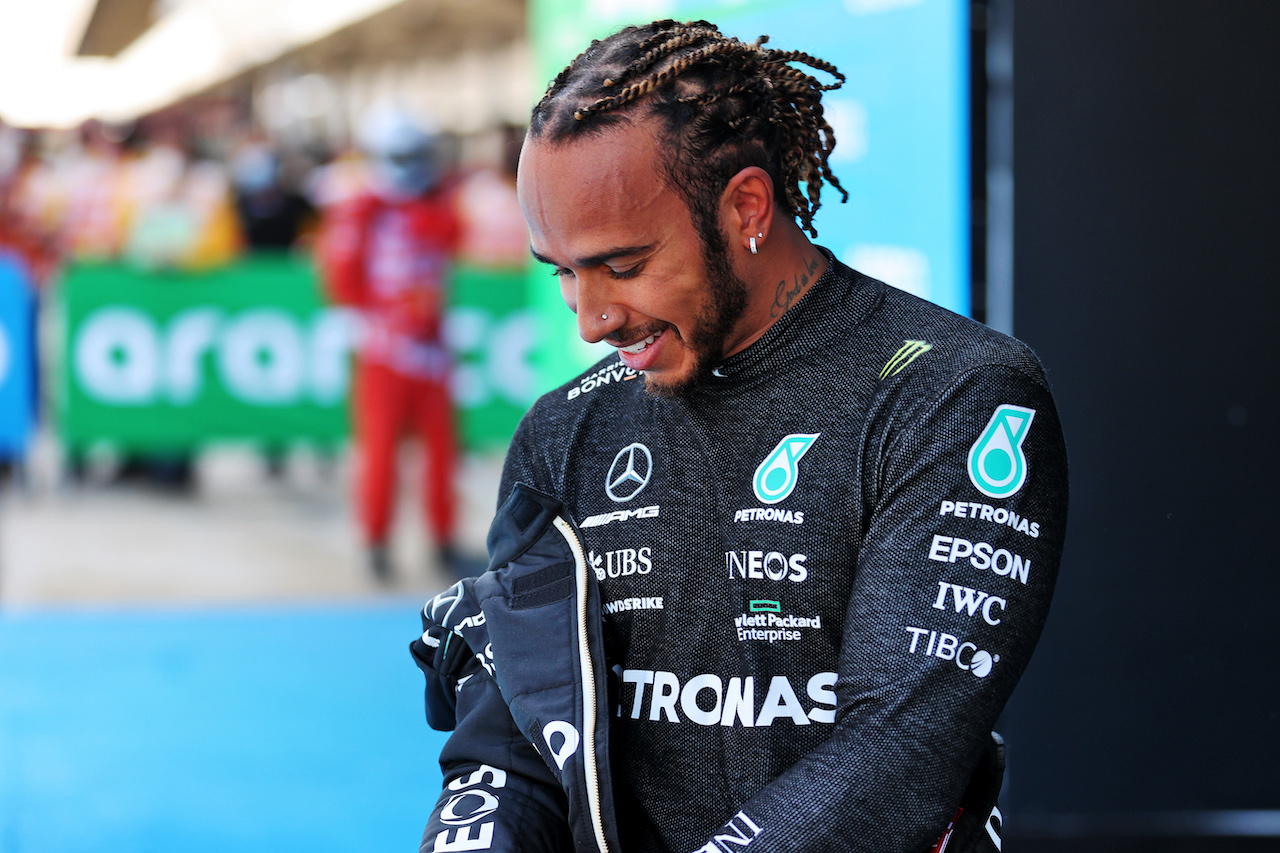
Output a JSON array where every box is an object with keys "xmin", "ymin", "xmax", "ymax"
[{"xmin": 749, "ymin": 236, "xmax": 758, "ymax": 255}]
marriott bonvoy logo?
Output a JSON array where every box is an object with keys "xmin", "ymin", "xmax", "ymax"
[{"xmin": 566, "ymin": 361, "xmax": 640, "ymax": 400}]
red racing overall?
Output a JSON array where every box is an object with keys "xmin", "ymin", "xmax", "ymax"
[{"xmin": 320, "ymin": 187, "xmax": 461, "ymax": 560}]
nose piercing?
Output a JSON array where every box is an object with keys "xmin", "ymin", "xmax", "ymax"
[{"xmin": 602, "ymin": 314, "xmax": 608, "ymax": 320}]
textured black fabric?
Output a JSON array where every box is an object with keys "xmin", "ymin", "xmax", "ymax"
[
  {"xmin": 411, "ymin": 578, "xmax": 575, "ymax": 853},
  {"xmin": 487, "ymin": 252, "xmax": 1068, "ymax": 852},
  {"xmin": 412, "ymin": 483, "xmax": 621, "ymax": 853}
]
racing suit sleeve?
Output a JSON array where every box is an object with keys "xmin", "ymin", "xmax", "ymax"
[
  {"xmin": 694, "ymin": 363, "xmax": 1068, "ymax": 853},
  {"xmin": 412, "ymin": 585, "xmax": 573, "ymax": 853}
]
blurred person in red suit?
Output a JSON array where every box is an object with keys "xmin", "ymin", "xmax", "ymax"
[{"xmin": 319, "ymin": 107, "xmax": 461, "ymax": 581}]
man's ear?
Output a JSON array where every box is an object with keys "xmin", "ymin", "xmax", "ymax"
[{"xmin": 721, "ymin": 166, "xmax": 776, "ymax": 250}]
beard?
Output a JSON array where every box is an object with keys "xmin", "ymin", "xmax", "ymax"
[{"xmin": 642, "ymin": 215, "xmax": 750, "ymax": 398}]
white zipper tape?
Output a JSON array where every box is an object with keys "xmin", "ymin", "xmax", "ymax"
[{"xmin": 552, "ymin": 516, "xmax": 609, "ymax": 853}]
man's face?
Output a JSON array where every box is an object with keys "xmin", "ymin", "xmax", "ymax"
[{"xmin": 517, "ymin": 122, "xmax": 748, "ymax": 396}]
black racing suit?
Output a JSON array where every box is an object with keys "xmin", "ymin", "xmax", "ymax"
[{"xmin": 413, "ymin": 252, "xmax": 1068, "ymax": 853}]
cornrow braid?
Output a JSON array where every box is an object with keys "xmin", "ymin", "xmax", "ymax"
[
  {"xmin": 574, "ymin": 41, "xmax": 731, "ymax": 121},
  {"xmin": 631, "ymin": 26, "xmax": 722, "ymax": 78},
  {"xmin": 529, "ymin": 19, "xmax": 848, "ymax": 238}
]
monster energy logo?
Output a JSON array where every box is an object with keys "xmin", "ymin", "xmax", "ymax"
[
  {"xmin": 753, "ymin": 433, "xmax": 819, "ymax": 504},
  {"xmin": 879, "ymin": 340, "xmax": 932, "ymax": 379},
  {"xmin": 968, "ymin": 405, "xmax": 1036, "ymax": 498}
]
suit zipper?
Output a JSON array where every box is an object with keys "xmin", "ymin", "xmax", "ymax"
[{"xmin": 552, "ymin": 516, "xmax": 609, "ymax": 853}]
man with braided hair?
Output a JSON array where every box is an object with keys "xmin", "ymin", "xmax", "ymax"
[{"xmin": 412, "ymin": 19, "xmax": 1066, "ymax": 853}]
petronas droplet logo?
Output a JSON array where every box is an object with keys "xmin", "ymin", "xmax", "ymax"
[
  {"xmin": 753, "ymin": 433, "xmax": 820, "ymax": 504},
  {"xmin": 968, "ymin": 405, "xmax": 1036, "ymax": 498}
]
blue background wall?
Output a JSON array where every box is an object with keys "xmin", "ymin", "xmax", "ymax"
[
  {"xmin": 0, "ymin": 254, "xmax": 35, "ymax": 459},
  {"xmin": 0, "ymin": 604, "xmax": 450, "ymax": 851}
]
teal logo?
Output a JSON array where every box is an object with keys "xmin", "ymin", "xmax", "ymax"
[
  {"xmin": 753, "ymin": 433, "xmax": 819, "ymax": 504},
  {"xmin": 749, "ymin": 600, "xmax": 781, "ymax": 613},
  {"xmin": 968, "ymin": 405, "xmax": 1036, "ymax": 498}
]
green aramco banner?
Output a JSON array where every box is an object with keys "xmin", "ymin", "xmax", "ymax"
[{"xmin": 56, "ymin": 256, "xmax": 533, "ymax": 453}]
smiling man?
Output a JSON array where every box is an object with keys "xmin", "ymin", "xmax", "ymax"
[
  {"xmin": 520, "ymin": 118, "xmax": 769, "ymax": 396},
  {"xmin": 412, "ymin": 20, "xmax": 1068, "ymax": 853}
]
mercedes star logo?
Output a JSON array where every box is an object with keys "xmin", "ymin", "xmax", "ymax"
[{"xmin": 606, "ymin": 442, "xmax": 653, "ymax": 502}]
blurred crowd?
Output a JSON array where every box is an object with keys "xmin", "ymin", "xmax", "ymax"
[
  {"xmin": 0, "ymin": 109, "xmax": 527, "ymax": 504},
  {"xmin": 2, "ymin": 119, "xmax": 302, "ymax": 283},
  {"xmin": 0, "ymin": 112, "xmax": 527, "ymax": 288}
]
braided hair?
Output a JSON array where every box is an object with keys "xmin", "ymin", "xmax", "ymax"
[{"xmin": 529, "ymin": 20, "xmax": 848, "ymax": 238}]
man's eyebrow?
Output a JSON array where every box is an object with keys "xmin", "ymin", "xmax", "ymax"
[{"xmin": 529, "ymin": 245, "xmax": 654, "ymax": 268}]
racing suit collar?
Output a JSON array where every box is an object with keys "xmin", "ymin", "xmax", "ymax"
[{"xmin": 699, "ymin": 246, "xmax": 882, "ymax": 390}]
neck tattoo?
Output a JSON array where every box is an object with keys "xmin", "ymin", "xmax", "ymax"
[{"xmin": 770, "ymin": 255, "xmax": 822, "ymax": 319}]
